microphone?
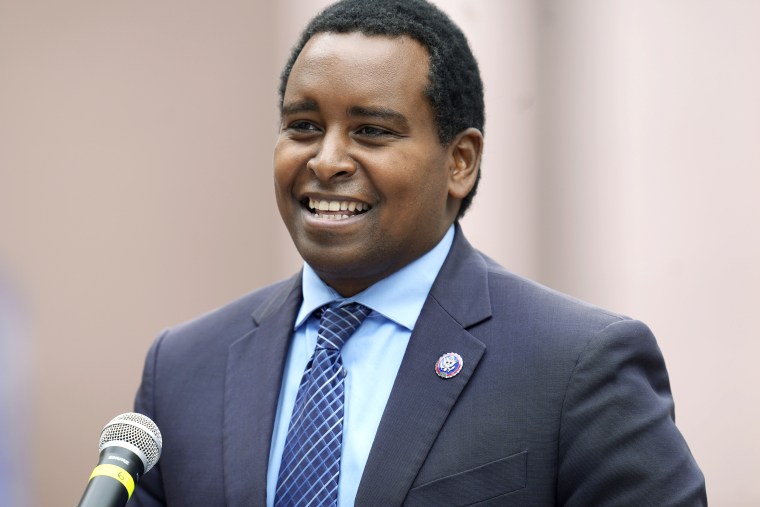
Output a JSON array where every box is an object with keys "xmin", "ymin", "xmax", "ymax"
[{"xmin": 78, "ymin": 412, "xmax": 162, "ymax": 507}]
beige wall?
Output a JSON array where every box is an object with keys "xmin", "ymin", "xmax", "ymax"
[{"xmin": 1, "ymin": 0, "xmax": 757, "ymax": 504}]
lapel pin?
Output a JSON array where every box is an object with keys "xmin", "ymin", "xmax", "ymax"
[{"xmin": 435, "ymin": 352, "xmax": 463, "ymax": 379}]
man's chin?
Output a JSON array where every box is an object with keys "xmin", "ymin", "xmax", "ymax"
[{"xmin": 300, "ymin": 251, "xmax": 390, "ymax": 297}]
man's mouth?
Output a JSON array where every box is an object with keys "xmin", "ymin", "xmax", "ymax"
[{"xmin": 304, "ymin": 197, "xmax": 372, "ymax": 221}]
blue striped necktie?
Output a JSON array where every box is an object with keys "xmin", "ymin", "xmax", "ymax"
[{"xmin": 275, "ymin": 302, "xmax": 371, "ymax": 507}]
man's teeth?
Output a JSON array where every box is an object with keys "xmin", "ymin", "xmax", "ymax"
[
  {"xmin": 308, "ymin": 198, "xmax": 369, "ymax": 213},
  {"xmin": 315, "ymin": 213, "xmax": 352, "ymax": 220}
]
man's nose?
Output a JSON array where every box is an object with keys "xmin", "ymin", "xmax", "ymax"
[{"xmin": 307, "ymin": 131, "xmax": 356, "ymax": 181}]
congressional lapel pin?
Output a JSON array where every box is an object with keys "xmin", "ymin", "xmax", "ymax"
[{"xmin": 435, "ymin": 352, "xmax": 463, "ymax": 379}]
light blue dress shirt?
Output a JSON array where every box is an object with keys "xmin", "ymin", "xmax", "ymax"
[{"xmin": 266, "ymin": 225, "xmax": 455, "ymax": 507}]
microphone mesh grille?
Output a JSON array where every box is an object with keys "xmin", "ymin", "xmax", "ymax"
[{"xmin": 98, "ymin": 412, "xmax": 162, "ymax": 472}]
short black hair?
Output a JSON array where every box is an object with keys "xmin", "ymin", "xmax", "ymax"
[{"xmin": 278, "ymin": 0, "xmax": 485, "ymax": 218}]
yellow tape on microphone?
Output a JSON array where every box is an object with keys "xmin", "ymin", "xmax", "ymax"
[{"xmin": 89, "ymin": 463, "xmax": 136, "ymax": 498}]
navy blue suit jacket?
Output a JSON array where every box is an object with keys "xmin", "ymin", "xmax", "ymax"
[{"xmin": 129, "ymin": 228, "xmax": 706, "ymax": 506}]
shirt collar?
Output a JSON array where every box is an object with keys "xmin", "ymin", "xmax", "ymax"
[{"xmin": 294, "ymin": 224, "xmax": 455, "ymax": 331}]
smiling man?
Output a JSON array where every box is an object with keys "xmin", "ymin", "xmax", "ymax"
[
  {"xmin": 274, "ymin": 30, "xmax": 479, "ymax": 297},
  {"xmin": 129, "ymin": 1, "xmax": 705, "ymax": 506}
]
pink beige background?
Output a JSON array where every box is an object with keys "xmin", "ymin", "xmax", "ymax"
[{"xmin": 1, "ymin": 1, "xmax": 758, "ymax": 505}]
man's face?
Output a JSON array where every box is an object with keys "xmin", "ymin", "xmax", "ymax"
[{"xmin": 274, "ymin": 32, "xmax": 462, "ymax": 296}]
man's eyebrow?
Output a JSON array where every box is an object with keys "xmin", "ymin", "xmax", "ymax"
[
  {"xmin": 348, "ymin": 106, "xmax": 409, "ymax": 128},
  {"xmin": 281, "ymin": 100, "xmax": 319, "ymax": 116}
]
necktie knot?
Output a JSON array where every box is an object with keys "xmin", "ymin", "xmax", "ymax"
[{"xmin": 316, "ymin": 302, "xmax": 371, "ymax": 351}]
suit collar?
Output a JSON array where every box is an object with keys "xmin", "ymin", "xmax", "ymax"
[
  {"xmin": 223, "ymin": 273, "xmax": 302, "ymax": 507},
  {"xmin": 428, "ymin": 223, "xmax": 492, "ymax": 329},
  {"xmin": 355, "ymin": 225, "xmax": 492, "ymax": 506},
  {"xmin": 250, "ymin": 272, "xmax": 302, "ymax": 326}
]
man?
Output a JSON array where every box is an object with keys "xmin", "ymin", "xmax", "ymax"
[{"xmin": 130, "ymin": 0, "xmax": 706, "ymax": 505}]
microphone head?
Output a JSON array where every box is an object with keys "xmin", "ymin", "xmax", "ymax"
[{"xmin": 98, "ymin": 412, "xmax": 162, "ymax": 473}]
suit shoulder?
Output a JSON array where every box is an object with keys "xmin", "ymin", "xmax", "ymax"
[
  {"xmin": 156, "ymin": 274, "xmax": 301, "ymax": 352},
  {"xmin": 478, "ymin": 252, "xmax": 630, "ymax": 334}
]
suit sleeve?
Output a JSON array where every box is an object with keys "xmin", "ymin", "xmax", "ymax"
[
  {"xmin": 127, "ymin": 331, "xmax": 169, "ymax": 507},
  {"xmin": 557, "ymin": 319, "xmax": 707, "ymax": 506}
]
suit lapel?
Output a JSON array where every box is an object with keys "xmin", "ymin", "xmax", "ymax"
[
  {"xmin": 355, "ymin": 228, "xmax": 492, "ymax": 507},
  {"xmin": 223, "ymin": 274, "xmax": 302, "ymax": 507}
]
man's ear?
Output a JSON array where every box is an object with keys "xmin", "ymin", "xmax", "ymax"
[{"xmin": 447, "ymin": 127, "xmax": 483, "ymax": 200}]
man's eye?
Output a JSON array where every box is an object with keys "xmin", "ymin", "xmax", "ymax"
[
  {"xmin": 287, "ymin": 121, "xmax": 320, "ymax": 132},
  {"xmin": 356, "ymin": 125, "xmax": 390, "ymax": 137}
]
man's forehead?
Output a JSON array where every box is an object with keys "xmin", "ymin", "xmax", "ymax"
[
  {"xmin": 278, "ymin": 30, "xmax": 440, "ymax": 136},
  {"xmin": 295, "ymin": 31, "xmax": 429, "ymax": 72},
  {"xmin": 284, "ymin": 32, "xmax": 431, "ymax": 102}
]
